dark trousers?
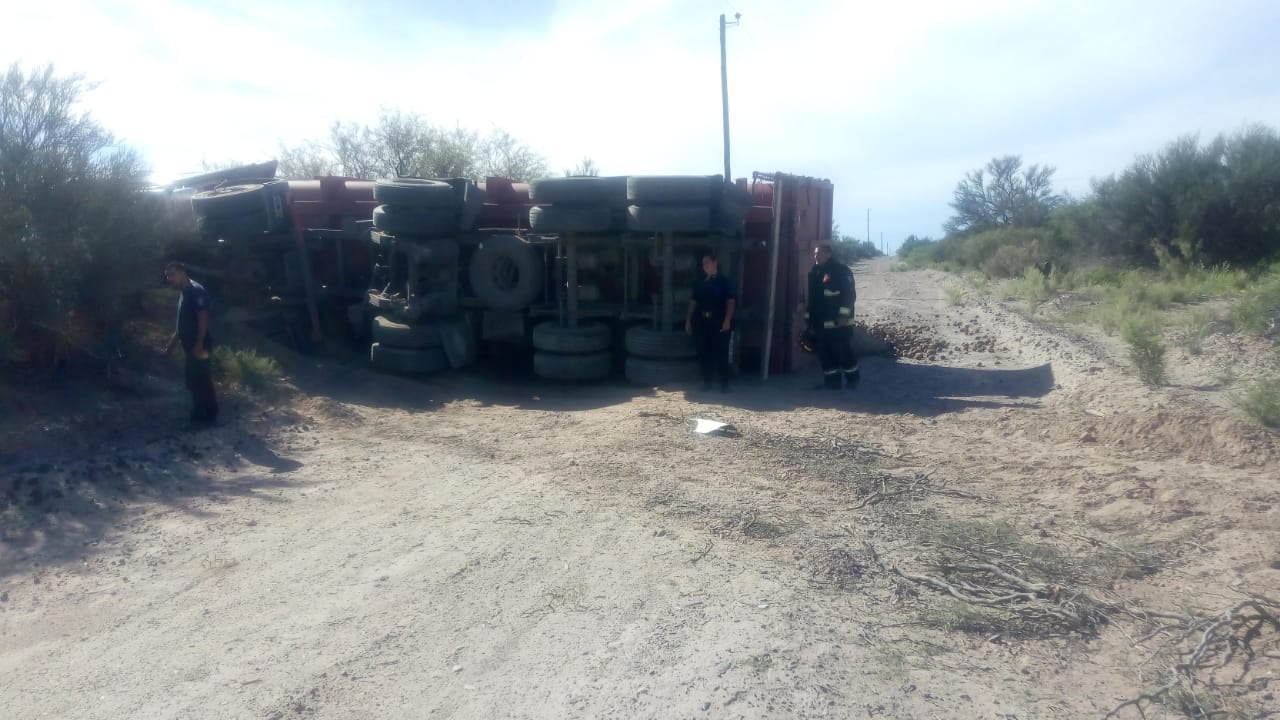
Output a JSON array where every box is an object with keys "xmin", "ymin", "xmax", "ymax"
[
  {"xmin": 817, "ymin": 326, "xmax": 859, "ymax": 388},
  {"xmin": 694, "ymin": 321, "xmax": 731, "ymax": 388},
  {"xmin": 184, "ymin": 352, "xmax": 219, "ymax": 422}
]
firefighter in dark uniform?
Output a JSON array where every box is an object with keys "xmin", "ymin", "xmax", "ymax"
[
  {"xmin": 164, "ymin": 262, "xmax": 219, "ymax": 426},
  {"xmin": 806, "ymin": 244, "xmax": 859, "ymax": 390},
  {"xmin": 684, "ymin": 251, "xmax": 736, "ymax": 393}
]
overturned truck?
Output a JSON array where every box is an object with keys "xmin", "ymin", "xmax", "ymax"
[{"xmin": 163, "ymin": 165, "xmax": 833, "ymax": 385}]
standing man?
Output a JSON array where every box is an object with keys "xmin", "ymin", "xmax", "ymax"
[
  {"xmin": 806, "ymin": 244, "xmax": 859, "ymax": 390},
  {"xmin": 164, "ymin": 262, "xmax": 219, "ymax": 426},
  {"xmin": 685, "ymin": 251, "xmax": 736, "ymax": 393}
]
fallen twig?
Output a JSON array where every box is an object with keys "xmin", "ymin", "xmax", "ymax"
[{"xmin": 1105, "ymin": 593, "xmax": 1280, "ymax": 719}]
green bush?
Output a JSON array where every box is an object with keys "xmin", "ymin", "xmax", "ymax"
[
  {"xmin": 2, "ymin": 63, "xmax": 187, "ymax": 370},
  {"xmin": 1121, "ymin": 319, "xmax": 1168, "ymax": 385},
  {"xmin": 1231, "ymin": 275, "xmax": 1280, "ymax": 336},
  {"xmin": 1177, "ymin": 306, "xmax": 1221, "ymax": 355},
  {"xmin": 1232, "ymin": 376, "xmax": 1280, "ymax": 428},
  {"xmin": 897, "ymin": 234, "xmax": 935, "ymax": 259},
  {"xmin": 213, "ymin": 347, "xmax": 283, "ymax": 396}
]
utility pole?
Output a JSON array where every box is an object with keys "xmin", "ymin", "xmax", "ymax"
[
  {"xmin": 866, "ymin": 209, "xmax": 870, "ymax": 250},
  {"xmin": 881, "ymin": 231, "xmax": 884, "ymax": 255},
  {"xmin": 720, "ymin": 12, "xmax": 741, "ymax": 183}
]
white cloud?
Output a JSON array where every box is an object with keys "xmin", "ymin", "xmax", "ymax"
[{"xmin": 5, "ymin": 0, "xmax": 1279, "ymax": 246}]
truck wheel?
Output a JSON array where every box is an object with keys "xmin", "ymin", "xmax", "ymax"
[
  {"xmin": 372, "ymin": 205, "xmax": 460, "ymax": 236},
  {"xmin": 534, "ymin": 351, "xmax": 612, "ymax": 381},
  {"xmin": 626, "ymin": 205, "xmax": 712, "ymax": 233},
  {"xmin": 529, "ymin": 205, "xmax": 615, "ymax": 233},
  {"xmin": 532, "ymin": 322, "xmax": 611, "ymax": 354},
  {"xmin": 373, "ymin": 178, "xmax": 458, "ymax": 207},
  {"xmin": 626, "ymin": 175, "xmax": 721, "ymax": 205},
  {"xmin": 625, "ymin": 327, "xmax": 696, "ymax": 360},
  {"xmin": 370, "ymin": 343, "xmax": 448, "ymax": 374},
  {"xmin": 528, "ymin": 176, "xmax": 626, "ymax": 206},
  {"xmin": 468, "ymin": 235, "xmax": 545, "ymax": 311},
  {"xmin": 191, "ymin": 182, "xmax": 280, "ymax": 218},
  {"xmin": 372, "ymin": 315, "xmax": 443, "ymax": 349},
  {"xmin": 624, "ymin": 356, "xmax": 700, "ymax": 386}
]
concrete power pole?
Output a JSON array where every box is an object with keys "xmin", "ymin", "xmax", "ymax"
[{"xmin": 720, "ymin": 13, "xmax": 741, "ymax": 183}]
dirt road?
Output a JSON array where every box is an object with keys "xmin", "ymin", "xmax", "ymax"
[{"xmin": 3, "ymin": 259, "xmax": 1277, "ymax": 719}]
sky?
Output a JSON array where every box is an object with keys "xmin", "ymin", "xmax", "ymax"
[{"xmin": 5, "ymin": 0, "xmax": 1280, "ymax": 252}]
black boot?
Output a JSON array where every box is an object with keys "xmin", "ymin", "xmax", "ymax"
[{"xmin": 844, "ymin": 369, "xmax": 861, "ymax": 390}]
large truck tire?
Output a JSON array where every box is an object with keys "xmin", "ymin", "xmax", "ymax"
[
  {"xmin": 624, "ymin": 356, "xmax": 700, "ymax": 386},
  {"xmin": 372, "ymin": 315, "xmax": 442, "ymax": 349},
  {"xmin": 532, "ymin": 322, "xmax": 611, "ymax": 354},
  {"xmin": 373, "ymin": 178, "xmax": 458, "ymax": 207},
  {"xmin": 191, "ymin": 182, "xmax": 276, "ymax": 218},
  {"xmin": 626, "ymin": 175, "xmax": 721, "ymax": 205},
  {"xmin": 534, "ymin": 351, "xmax": 613, "ymax": 381},
  {"xmin": 528, "ymin": 205, "xmax": 615, "ymax": 233},
  {"xmin": 370, "ymin": 343, "xmax": 448, "ymax": 374},
  {"xmin": 468, "ymin": 234, "xmax": 545, "ymax": 311},
  {"xmin": 626, "ymin": 205, "xmax": 712, "ymax": 233},
  {"xmin": 528, "ymin": 176, "xmax": 627, "ymax": 206},
  {"xmin": 625, "ymin": 327, "xmax": 696, "ymax": 360},
  {"xmin": 372, "ymin": 204, "xmax": 459, "ymax": 236}
]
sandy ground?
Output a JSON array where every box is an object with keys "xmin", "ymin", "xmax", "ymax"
[{"xmin": 2, "ymin": 258, "xmax": 1278, "ymax": 719}]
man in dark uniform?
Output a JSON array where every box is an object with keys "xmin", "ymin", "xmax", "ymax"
[
  {"xmin": 684, "ymin": 251, "xmax": 736, "ymax": 393},
  {"xmin": 164, "ymin": 262, "xmax": 219, "ymax": 426},
  {"xmin": 806, "ymin": 244, "xmax": 859, "ymax": 390}
]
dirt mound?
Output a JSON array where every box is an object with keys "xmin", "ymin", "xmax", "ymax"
[
  {"xmin": 1070, "ymin": 409, "xmax": 1277, "ymax": 467},
  {"xmin": 858, "ymin": 321, "xmax": 948, "ymax": 361},
  {"xmin": 947, "ymin": 319, "xmax": 1002, "ymax": 353}
]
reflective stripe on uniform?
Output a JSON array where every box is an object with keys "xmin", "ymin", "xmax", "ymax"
[
  {"xmin": 843, "ymin": 365, "xmax": 859, "ymax": 373},
  {"xmin": 822, "ymin": 321, "xmax": 836, "ymax": 328},
  {"xmin": 838, "ymin": 307, "xmax": 851, "ymax": 316},
  {"xmin": 803, "ymin": 312, "xmax": 809, "ymax": 319},
  {"xmin": 823, "ymin": 289, "xmax": 840, "ymax": 296},
  {"xmin": 823, "ymin": 369, "xmax": 840, "ymax": 375}
]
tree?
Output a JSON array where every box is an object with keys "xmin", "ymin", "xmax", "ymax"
[
  {"xmin": 564, "ymin": 157, "xmax": 600, "ymax": 177},
  {"xmin": 481, "ymin": 130, "xmax": 548, "ymax": 180},
  {"xmin": 898, "ymin": 234, "xmax": 935, "ymax": 258},
  {"xmin": 1, "ymin": 63, "xmax": 176, "ymax": 367},
  {"xmin": 275, "ymin": 111, "xmax": 549, "ymax": 182},
  {"xmin": 829, "ymin": 224, "xmax": 884, "ymax": 263},
  {"xmin": 1087, "ymin": 128, "xmax": 1280, "ymax": 267},
  {"xmin": 276, "ymin": 140, "xmax": 337, "ymax": 178},
  {"xmin": 944, "ymin": 155, "xmax": 1061, "ymax": 236}
]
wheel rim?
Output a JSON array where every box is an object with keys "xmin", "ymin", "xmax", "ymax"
[{"xmin": 491, "ymin": 256, "xmax": 520, "ymax": 292}]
